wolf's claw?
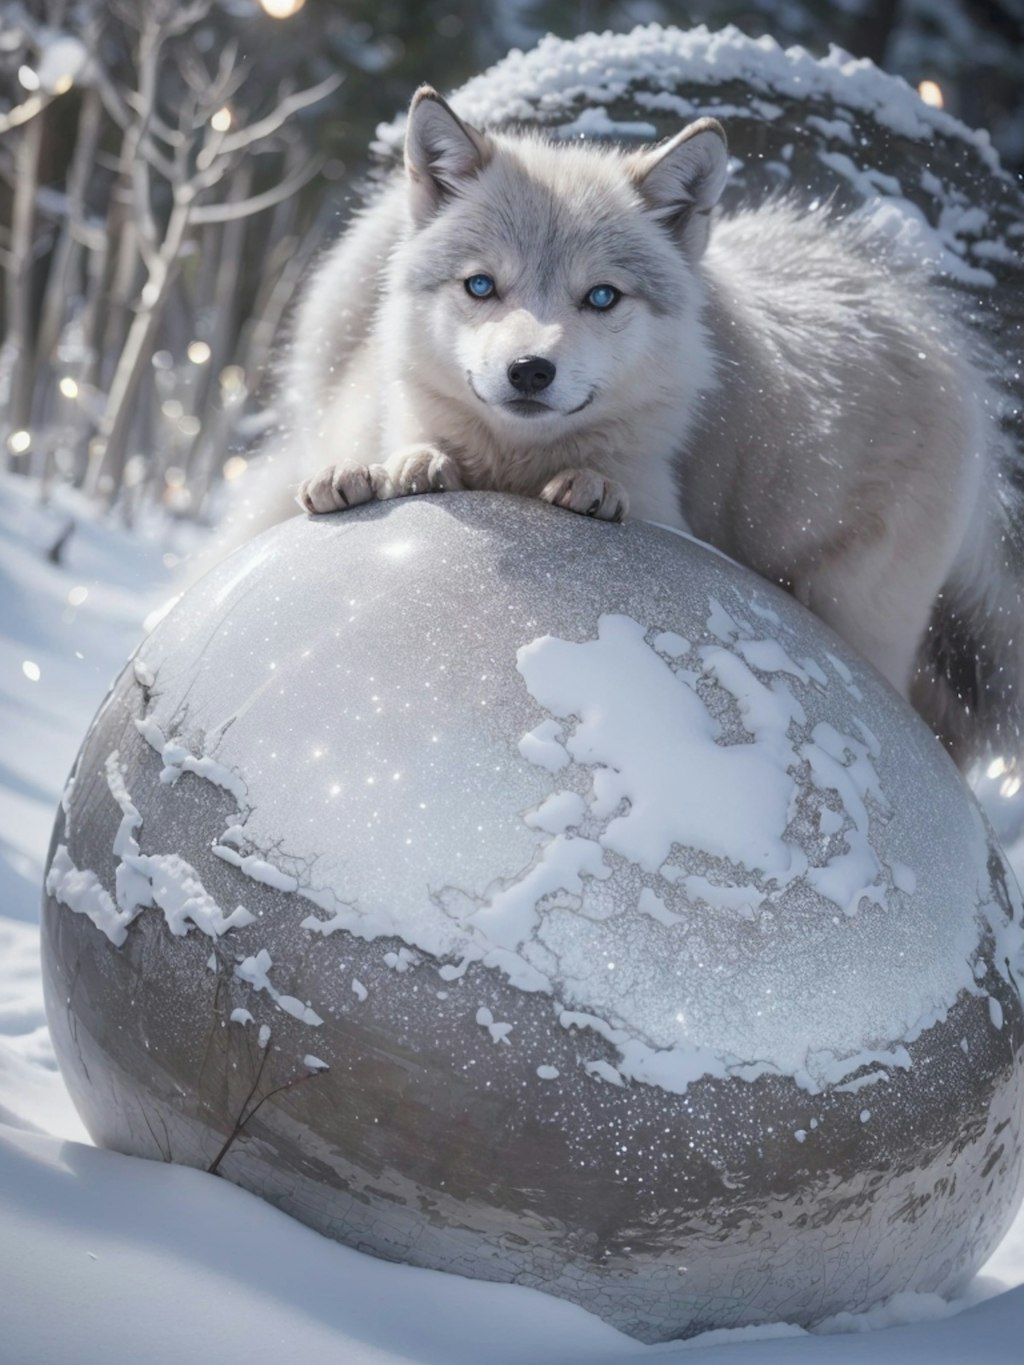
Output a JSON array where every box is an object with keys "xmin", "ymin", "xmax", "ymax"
[
  {"xmin": 387, "ymin": 445, "xmax": 464, "ymax": 496},
  {"xmin": 540, "ymin": 468, "xmax": 628, "ymax": 524},
  {"xmin": 297, "ymin": 462, "xmax": 380, "ymax": 514},
  {"xmin": 298, "ymin": 446, "xmax": 465, "ymax": 515}
]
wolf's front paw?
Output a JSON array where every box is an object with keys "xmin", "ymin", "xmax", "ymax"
[
  {"xmin": 385, "ymin": 444, "xmax": 465, "ymax": 496},
  {"xmin": 297, "ymin": 461, "xmax": 382, "ymax": 514},
  {"xmin": 540, "ymin": 468, "xmax": 628, "ymax": 523}
]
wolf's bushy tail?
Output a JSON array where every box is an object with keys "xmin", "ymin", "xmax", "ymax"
[{"xmin": 913, "ymin": 448, "xmax": 1024, "ymax": 769}]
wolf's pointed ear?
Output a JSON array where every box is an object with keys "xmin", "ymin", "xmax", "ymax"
[
  {"xmin": 628, "ymin": 118, "xmax": 728, "ymax": 259},
  {"xmin": 405, "ymin": 86, "xmax": 491, "ymax": 224}
]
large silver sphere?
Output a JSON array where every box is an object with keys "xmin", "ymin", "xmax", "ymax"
[{"xmin": 42, "ymin": 493, "xmax": 1024, "ymax": 1342}]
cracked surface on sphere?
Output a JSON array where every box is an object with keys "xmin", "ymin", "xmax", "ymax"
[{"xmin": 42, "ymin": 492, "xmax": 1024, "ymax": 1343}]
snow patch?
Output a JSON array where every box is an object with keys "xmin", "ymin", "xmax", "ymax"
[
  {"xmin": 235, "ymin": 950, "xmax": 323, "ymax": 1027},
  {"xmin": 517, "ymin": 718, "xmax": 569, "ymax": 772},
  {"xmin": 44, "ymin": 846, "xmax": 133, "ymax": 948},
  {"xmin": 556, "ymin": 106, "xmax": 656, "ymax": 140},
  {"xmin": 212, "ymin": 843, "xmax": 298, "ymax": 893},
  {"xmin": 475, "ymin": 1006, "xmax": 513, "ymax": 1045},
  {"xmin": 135, "ymin": 716, "xmax": 249, "ymax": 808}
]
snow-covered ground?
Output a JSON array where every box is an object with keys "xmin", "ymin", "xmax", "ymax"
[{"xmin": 2, "ymin": 469, "xmax": 1024, "ymax": 1362}]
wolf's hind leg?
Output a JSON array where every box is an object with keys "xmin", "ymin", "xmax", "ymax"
[
  {"xmin": 794, "ymin": 418, "xmax": 979, "ymax": 702},
  {"xmin": 799, "ymin": 536, "xmax": 956, "ymax": 701}
]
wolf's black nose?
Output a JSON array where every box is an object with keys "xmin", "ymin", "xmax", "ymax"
[{"xmin": 508, "ymin": 355, "xmax": 556, "ymax": 393}]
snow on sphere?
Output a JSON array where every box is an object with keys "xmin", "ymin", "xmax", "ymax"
[{"xmin": 42, "ymin": 493, "xmax": 1024, "ymax": 1342}]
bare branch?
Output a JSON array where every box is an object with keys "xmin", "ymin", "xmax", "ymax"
[
  {"xmin": 46, "ymin": 518, "xmax": 75, "ymax": 565},
  {"xmin": 163, "ymin": 0, "xmax": 213, "ymax": 38},
  {"xmin": 187, "ymin": 156, "xmax": 325, "ymax": 225},
  {"xmin": 0, "ymin": 92, "xmax": 50, "ymax": 135},
  {"xmin": 174, "ymin": 44, "xmax": 208, "ymax": 100},
  {"xmin": 210, "ymin": 37, "xmax": 243, "ymax": 106},
  {"xmin": 128, "ymin": 12, "xmax": 167, "ymax": 260},
  {"xmin": 4, "ymin": 107, "xmax": 45, "ymax": 444},
  {"xmin": 122, "ymin": 93, "xmax": 187, "ymax": 149},
  {"xmin": 140, "ymin": 1104, "xmax": 173, "ymax": 1163},
  {"xmin": 175, "ymin": 40, "xmax": 243, "ymax": 116},
  {"xmin": 108, "ymin": 0, "xmax": 146, "ymax": 31},
  {"xmin": 90, "ymin": 58, "xmax": 132, "ymax": 129},
  {"xmin": 111, "ymin": 0, "xmax": 211, "ymax": 35},
  {"xmin": 208, "ymin": 1047, "xmax": 326, "ymax": 1178},
  {"xmin": 91, "ymin": 62, "xmax": 178, "ymax": 181},
  {"xmin": 215, "ymin": 73, "xmax": 343, "ymax": 158},
  {"xmin": 34, "ymin": 88, "xmax": 106, "ymax": 373}
]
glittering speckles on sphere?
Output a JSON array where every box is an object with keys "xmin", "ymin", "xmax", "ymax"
[{"xmin": 42, "ymin": 492, "xmax": 1024, "ymax": 1343}]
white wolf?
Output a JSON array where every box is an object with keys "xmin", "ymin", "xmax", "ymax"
[{"xmin": 289, "ymin": 86, "xmax": 1021, "ymax": 768}]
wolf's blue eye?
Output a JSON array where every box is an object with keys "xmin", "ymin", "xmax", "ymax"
[
  {"xmin": 586, "ymin": 284, "xmax": 620, "ymax": 311},
  {"xmin": 465, "ymin": 274, "xmax": 496, "ymax": 299}
]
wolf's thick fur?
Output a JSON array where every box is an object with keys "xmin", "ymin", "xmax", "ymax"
[{"xmin": 289, "ymin": 87, "xmax": 1022, "ymax": 767}]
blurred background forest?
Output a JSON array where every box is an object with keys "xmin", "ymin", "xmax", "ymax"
[{"xmin": 0, "ymin": 0, "xmax": 1022, "ymax": 528}]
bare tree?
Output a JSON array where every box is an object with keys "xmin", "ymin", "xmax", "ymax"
[
  {"xmin": 0, "ymin": 0, "xmax": 339, "ymax": 515},
  {"xmin": 81, "ymin": 0, "xmax": 338, "ymax": 503},
  {"xmin": 1, "ymin": 81, "xmax": 60, "ymax": 467}
]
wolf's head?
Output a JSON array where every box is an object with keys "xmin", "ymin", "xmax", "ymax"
[{"xmin": 389, "ymin": 86, "xmax": 727, "ymax": 442}]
